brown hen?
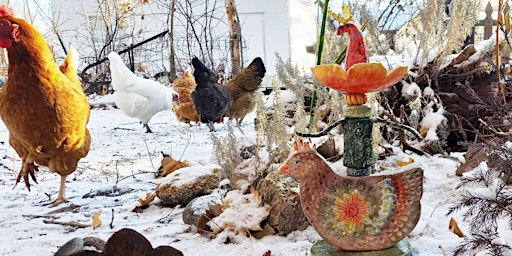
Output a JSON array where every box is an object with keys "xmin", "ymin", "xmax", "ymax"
[
  {"xmin": 225, "ymin": 57, "xmax": 266, "ymax": 131},
  {"xmin": 0, "ymin": 6, "xmax": 91, "ymax": 205}
]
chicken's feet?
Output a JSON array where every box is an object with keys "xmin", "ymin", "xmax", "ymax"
[
  {"xmin": 14, "ymin": 162, "xmax": 39, "ymax": 191},
  {"xmin": 207, "ymin": 122, "xmax": 216, "ymax": 132},
  {"xmin": 235, "ymin": 118, "xmax": 245, "ymax": 135},
  {"xmin": 43, "ymin": 175, "xmax": 69, "ymax": 206},
  {"xmin": 144, "ymin": 123, "xmax": 153, "ymax": 133}
]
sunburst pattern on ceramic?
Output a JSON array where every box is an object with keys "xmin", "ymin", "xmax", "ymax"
[
  {"xmin": 334, "ymin": 190, "xmax": 371, "ymax": 230},
  {"xmin": 320, "ymin": 178, "xmax": 397, "ymax": 239}
]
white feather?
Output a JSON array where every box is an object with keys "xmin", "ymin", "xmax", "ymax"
[{"xmin": 107, "ymin": 51, "xmax": 178, "ymax": 126}]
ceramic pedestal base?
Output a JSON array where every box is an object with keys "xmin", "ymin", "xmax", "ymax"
[{"xmin": 311, "ymin": 239, "xmax": 412, "ymax": 256}]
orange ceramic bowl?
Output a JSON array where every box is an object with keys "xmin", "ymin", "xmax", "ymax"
[{"xmin": 311, "ymin": 63, "xmax": 408, "ymax": 94}]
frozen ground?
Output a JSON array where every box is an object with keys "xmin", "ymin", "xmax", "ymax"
[{"xmin": 0, "ymin": 94, "xmax": 500, "ymax": 256}]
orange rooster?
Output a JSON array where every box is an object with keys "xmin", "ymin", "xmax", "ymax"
[
  {"xmin": 172, "ymin": 70, "xmax": 199, "ymax": 125},
  {"xmin": 0, "ymin": 6, "xmax": 91, "ymax": 205}
]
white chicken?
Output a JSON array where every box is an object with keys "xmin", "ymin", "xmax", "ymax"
[{"xmin": 108, "ymin": 51, "xmax": 179, "ymax": 133}]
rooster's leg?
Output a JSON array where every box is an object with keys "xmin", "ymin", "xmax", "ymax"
[
  {"xmin": 207, "ymin": 122, "xmax": 216, "ymax": 132},
  {"xmin": 235, "ymin": 118, "xmax": 245, "ymax": 135},
  {"xmin": 144, "ymin": 124, "xmax": 153, "ymax": 133},
  {"xmin": 14, "ymin": 162, "xmax": 39, "ymax": 191},
  {"xmin": 47, "ymin": 175, "xmax": 68, "ymax": 205}
]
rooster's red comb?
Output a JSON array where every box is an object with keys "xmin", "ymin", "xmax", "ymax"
[{"xmin": 0, "ymin": 6, "xmax": 14, "ymax": 17}]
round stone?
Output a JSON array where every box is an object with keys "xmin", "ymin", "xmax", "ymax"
[{"xmin": 54, "ymin": 237, "xmax": 84, "ymax": 256}]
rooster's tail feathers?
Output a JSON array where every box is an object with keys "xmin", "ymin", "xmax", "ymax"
[
  {"xmin": 250, "ymin": 57, "xmax": 266, "ymax": 78},
  {"xmin": 184, "ymin": 67, "xmax": 193, "ymax": 78},
  {"xmin": 108, "ymin": 52, "xmax": 135, "ymax": 77},
  {"xmin": 192, "ymin": 57, "xmax": 217, "ymax": 86},
  {"xmin": 108, "ymin": 52, "xmax": 137, "ymax": 89},
  {"xmin": 62, "ymin": 47, "xmax": 79, "ymax": 72},
  {"xmin": 60, "ymin": 47, "xmax": 81, "ymax": 86},
  {"xmin": 191, "ymin": 57, "xmax": 210, "ymax": 73}
]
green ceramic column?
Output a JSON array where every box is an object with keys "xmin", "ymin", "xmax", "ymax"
[{"xmin": 342, "ymin": 104, "xmax": 374, "ymax": 176}]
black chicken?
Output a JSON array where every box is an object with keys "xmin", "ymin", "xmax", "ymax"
[{"xmin": 191, "ymin": 57, "xmax": 233, "ymax": 132}]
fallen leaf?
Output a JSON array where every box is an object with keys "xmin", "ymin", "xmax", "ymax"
[
  {"xmin": 449, "ymin": 217, "xmax": 464, "ymax": 237},
  {"xmin": 138, "ymin": 192, "xmax": 156, "ymax": 206},
  {"xmin": 132, "ymin": 193, "xmax": 156, "ymax": 212},
  {"xmin": 250, "ymin": 186, "xmax": 263, "ymax": 204},
  {"xmin": 196, "ymin": 204, "xmax": 222, "ymax": 238},
  {"xmin": 252, "ymin": 224, "xmax": 275, "ymax": 239},
  {"xmin": 420, "ymin": 127, "xmax": 429, "ymax": 138},
  {"xmin": 160, "ymin": 156, "xmax": 189, "ymax": 177},
  {"xmin": 92, "ymin": 210, "xmax": 102, "ymax": 230},
  {"xmin": 397, "ymin": 157, "xmax": 414, "ymax": 167}
]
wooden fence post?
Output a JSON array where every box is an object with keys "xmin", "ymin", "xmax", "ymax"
[{"xmin": 484, "ymin": 1, "xmax": 494, "ymax": 40}]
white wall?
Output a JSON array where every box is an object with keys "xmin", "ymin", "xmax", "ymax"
[
  {"xmin": 237, "ymin": 0, "xmax": 290, "ymax": 80},
  {"xmin": 237, "ymin": 0, "xmax": 318, "ymax": 84},
  {"xmin": 13, "ymin": 0, "xmax": 317, "ymax": 84},
  {"xmin": 287, "ymin": 0, "xmax": 317, "ymax": 72}
]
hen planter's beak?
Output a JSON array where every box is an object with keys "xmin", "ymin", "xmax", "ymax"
[{"xmin": 278, "ymin": 164, "xmax": 290, "ymax": 174}]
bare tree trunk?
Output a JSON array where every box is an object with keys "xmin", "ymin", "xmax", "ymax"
[
  {"xmin": 225, "ymin": 0, "xmax": 241, "ymax": 74},
  {"xmin": 168, "ymin": 0, "xmax": 177, "ymax": 82}
]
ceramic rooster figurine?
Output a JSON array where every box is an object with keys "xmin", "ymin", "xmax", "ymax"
[
  {"xmin": 279, "ymin": 140, "xmax": 423, "ymax": 251},
  {"xmin": 338, "ymin": 23, "xmax": 368, "ymax": 69}
]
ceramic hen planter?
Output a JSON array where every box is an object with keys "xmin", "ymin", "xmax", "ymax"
[
  {"xmin": 285, "ymin": 21, "xmax": 423, "ymax": 254},
  {"xmin": 280, "ymin": 141, "xmax": 423, "ymax": 251}
]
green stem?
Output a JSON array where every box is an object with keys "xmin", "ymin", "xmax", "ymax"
[{"xmin": 308, "ymin": 0, "xmax": 330, "ymax": 130}]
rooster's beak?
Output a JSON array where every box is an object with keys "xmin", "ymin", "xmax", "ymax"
[{"xmin": 11, "ymin": 23, "xmax": 19, "ymax": 42}]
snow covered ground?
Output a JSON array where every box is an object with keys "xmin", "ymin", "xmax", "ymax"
[{"xmin": 0, "ymin": 94, "xmax": 502, "ymax": 256}]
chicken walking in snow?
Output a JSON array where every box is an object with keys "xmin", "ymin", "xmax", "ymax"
[
  {"xmin": 0, "ymin": 6, "xmax": 91, "ymax": 205},
  {"xmin": 191, "ymin": 57, "xmax": 233, "ymax": 132},
  {"xmin": 172, "ymin": 69, "xmax": 200, "ymax": 126},
  {"xmin": 108, "ymin": 51, "xmax": 179, "ymax": 133},
  {"xmin": 225, "ymin": 57, "xmax": 266, "ymax": 133}
]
